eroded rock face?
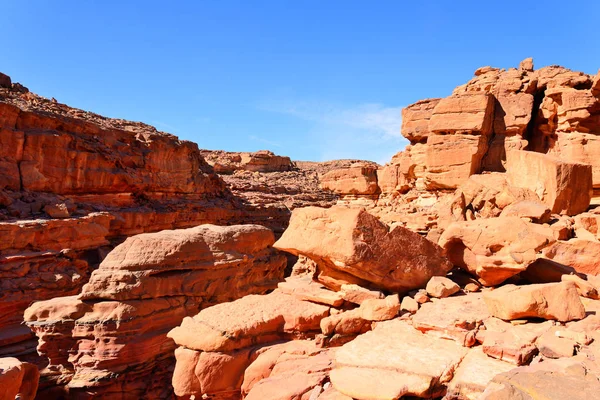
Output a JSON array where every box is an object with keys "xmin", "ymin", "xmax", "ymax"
[
  {"xmin": 439, "ymin": 217, "xmax": 555, "ymax": 286},
  {"xmin": 24, "ymin": 224, "xmax": 286, "ymax": 398},
  {"xmin": 0, "ymin": 79, "xmax": 240, "ymax": 360},
  {"xmin": 274, "ymin": 206, "xmax": 452, "ymax": 292},
  {"xmin": 168, "ymin": 290, "xmax": 330, "ymax": 398},
  {"xmin": 320, "ymin": 165, "xmax": 379, "ymax": 196}
]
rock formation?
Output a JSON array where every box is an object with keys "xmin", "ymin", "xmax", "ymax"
[
  {"xmin": 3, "ymin": 60, "xmax": 600, "ymax": 400},
  {"xmin": 24, "ymin": 224, "xmax": 286, "ymax": 398}
]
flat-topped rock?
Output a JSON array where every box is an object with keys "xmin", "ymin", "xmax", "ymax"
[
  {"xmin": 168, "ymin": 291, "xmax": 330, "ymax": 352},
  {"xmin": 413, "ymin": 292, "xmax": 489, "ymax": 346},
  {"xmin": 330, "ymin": 319, "xmax": 468, "ymax": 399},
  {"xmin": 483, "ymin": 282, "xmax": 586, "ymax": 322},
  {"xmin": 278, "ymin": 276, "xmax": 344, "ymax": 307},
  {"xmin": 446, "ymin": 347, "xmax": 514, "ymax": 400}
]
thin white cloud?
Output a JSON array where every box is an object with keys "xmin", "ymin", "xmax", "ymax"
[
  {"xmin": 249, "ymin": 135, "xmax": 282, "ymax": 148},
  {"xmin": 257, "ymin": 99, "xmax": 408, "ymax": 163},
  {"xmin": 260, "ymin": 100, "xmax": 404, "ymax": 138}
]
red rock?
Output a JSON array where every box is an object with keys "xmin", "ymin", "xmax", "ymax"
[
  {"xmin": 242, "ymin": 341, "xmax": 333, "ymax": 400},
  {"xmin": 446, "ymin": 347, "xmax": 514, "ymax": 400},
  {"xmin": 330, "ymin": 319, "xmax": 468, "ymax": 399},
  {"xmin": 80, "ymin": 224, "xmax": 286, "ymax": 301},
  {"xmin": 483, "ymin": 282, "xmax": 586, "ymax": 322},
  {"xmin": 0, "ymin": 72, "xmax": 11, "ymax": 88},
  {"xmin": 0, "ymin": 357, "xmax": 39, "ymax": 400},
  {"xmin": 43, "ymin": 203, "xmax": 70, "ymax": 218},
  {"xmin": 537, "ymin": 328, "xmax": 576, "ymax": 358},
  {"xmin": 429, "ymin": 93, "xmax": 495, "ymax": 134},
  {"xmin": 274, "ymin": 206, "xmax": 452, "ymax": 292},
  {"xmin": 358, "ymin": 295, "xmax": 400, "ymax": 321},
  {"xmin": 278, "ymin": 276, "xmax": 344, "ymax": 307},
  {"xmin": 439, "ymin": 217, "xmax": 555, "ymax": 286},
  {"xmin": 24, "ymin": 224, "xmax": 285, "ymax": 398},
  {"xmin": 319, "ymin": 165, "xmax": 379, "ymax": 196},
  {"xmin": 425, "ymin": 276, "xmax": 460, "ymax": 298},
  {"xmin": 506, "ymin": 150, "xmax": 593, "ymax": 216},
  {"xmin": 200, "ymin": 149, "xmax": 294, "ymax": 173},
  {"xmin": 542, "ymin": 239, "xmax": 600, "ymax": 275},
  {"xmin": 480, "ymin": 317, "xmax": 554, "ymax": 365},
  {"xmin": 339, "ymin": 284, "xmax": 383, "ymax": 305},
  {"xmin": 168, "ymin": 291, "xmax": 330, "ymax": 353},
  {"xmin": 499, "ymin": 199, "xmax": 551, "ymax": 223},
  {"xmin": 413, "ymin": 293, "xmax": 489, "ymax": 347},
  {"xmin": 401, "ymin": 98, "xmax": 441, "ymax": 143}
]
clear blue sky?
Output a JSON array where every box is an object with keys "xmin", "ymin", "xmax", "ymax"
[{"xmin": 3, "ymin": 1, "xmax": 599, "ymax": 163}]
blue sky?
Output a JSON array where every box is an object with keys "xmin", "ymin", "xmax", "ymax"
[{"xmin": 2, "ymin": 1, "xmax": 599, "ymax": 163}]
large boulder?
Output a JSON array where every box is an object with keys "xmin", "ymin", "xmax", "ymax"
[
  {"xmin": 274, "ymin": 206, "xmax": 452, "ymax": 292},
  {"xmin": 483, "ymin": 282, "xmax": 586, "ymax": 322},
  {"xmin": 439, "ymin": 217, "xmax": 555, "ymax": 286},
  {"xmin": 506, "ymin": 150, "xmax": 592, "ymax": 216},
  {"xmin": 330, "ymin": 319, "xmax": 468, "ymax": 399},
  {"xmin": 542, "ymin": 239, "xmax": 600, "ymax": 275}
]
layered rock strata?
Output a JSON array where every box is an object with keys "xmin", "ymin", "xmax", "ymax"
[{"xmin": 24, "ymin": 224, "xmax": 286, "ymax": 398}]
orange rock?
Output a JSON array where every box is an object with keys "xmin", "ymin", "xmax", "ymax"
[
  {"xmin": 480, "ymin": 317, "xmax": 554, "ymax": 365},
  {"xmin": 274, "ymin": 206, "xmax": 452, "ymax": 292},
  {"xmin": 446, "ymin": 347, "xmax": 514, "ymax": 400},
  {"xmin": 319, "ymin": 166, "xmax": 379, "ymax": 195},
  {"xmin": 242, "ymin": 341, "xmax": 333, "ymax": 400},
  {"xmin": 0, "ymin": 357, "xmax": 39, "ymax": 400},
  {"xmin": 168, "ymin": 291, "xmax": 330, "ymax": 353},
  {"xmin": 330, "ymin": 319, "xmax": 468, "ymax": 399},
  {"xmin": 479, "ymin": 358, "xmax": 600, "ymax": 399},
  {"xmin": 499, "ymin": 199, "xmax": 551, "ymax": 223},
  {"xmin": 439, "ymin": 217, "xmax": 555, "ymax": 286},
  {"xmin": 413, "ymin": 292, "xmax": 489, "ymax": 346},
  {"xmin": 401, "ymin": 98, "xmax": 441, "ymax": 143},
  {"xmin": 483, "ymin": 282, "xmax": 586, "ymax": 322},
  {"xmin": 423, "ymin": 134, "xmax": 489, "ymax": 189},
  {"xmin": 358, "ymin": 295, "xmax": 400, "ymax": 321},
  {"xmin": 24, "ymin": 224, "xmax": 286, "ymax": 398},
  {"xmin": 79, "ymin": 224, "xmax": 286, "ymax": 301},
  {"xmin": 506, "ymin": 150, "xmax": 592, "ymax": 216},
  {"xmin": 542, "ymin": 239, "xmax": 600, "ymax": 276},
  {"xmin": 425, "ymin": 276, "xmax": 460, "ymax": 298},
  {"xmin": 429, "ymin": 93, "xmax": 495, "ymax": 134}
]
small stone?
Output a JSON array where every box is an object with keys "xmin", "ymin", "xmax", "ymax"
[
  {"xmin": 426, "ymin": 276, "xmax": 460, "ymax": 298},
  {"xmin": 359, "ymin": 295, "xmax": 400, "ymax": 321},
  {"xmin": 400, "ymin": 296, "xmax": 419, "ymax": 314},
  {"xmin": 44, "ymin": 203, "xmax": 70, "ymax": 218}
]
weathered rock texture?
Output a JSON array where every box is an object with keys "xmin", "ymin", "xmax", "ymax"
[
  {"xmin": 274, "ymin": 206, "xmax": 452, "ymax": 292},
  {"xmin": 0, "ymin": 77, "xmax": 241, "ymax": 361},
  {"xmin": 24, "ymin": 224, "xmax": 286, "ymax": 398}
]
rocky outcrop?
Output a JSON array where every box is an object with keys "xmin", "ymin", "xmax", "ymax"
[
  {"xmin": 0, "ymin": 357, "xmax": 39, "ymax": 400},
  {"xmin": 0, "ymin": 77, "xmax": 240, "ymax": 360},
  {"xmin": 24, "ymin": 224, "xmax": 286, "ymax": 398},
  {"xmin": 274, "ymin": 206, "xmax": 452, "ymax": 292},
  {"xmin": 200, "ymin": 149, "xmax": 294, "ymax": 174}
]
